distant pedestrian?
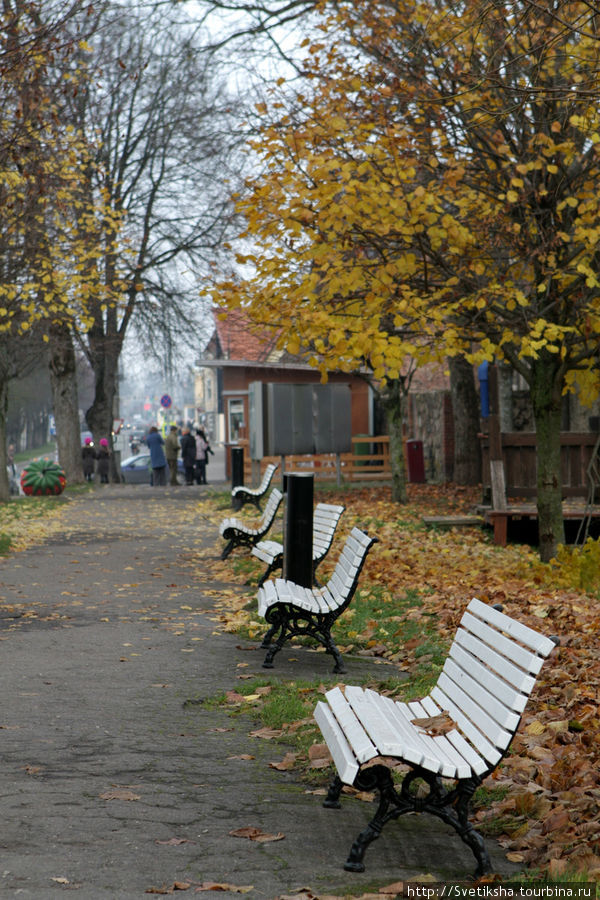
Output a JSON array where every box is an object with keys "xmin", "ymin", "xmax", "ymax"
[
  {"xmin": 179, "ymin": 428, "xmax": 196, "ymax": 485},
  {"xmin": 194, "ymin": 429, "xmax": 210, "ymax": 485},
  {"xmin": 96, "ymin": 438, "xmax": 110, "ymax": 484},
  {"xmin": 7, "ymin": 443, "xmax": 16, "ymax": 477},
  {"xmin": 164, "ymin": 426, "xmax": 180, "ymax": 486},
  {"xmin": 81, "ymin": 437, "xmax": 96, "ymax": 482},
  {"xmin": 146, "ymin": 426, "xmax": 167, "ymax": 486}
]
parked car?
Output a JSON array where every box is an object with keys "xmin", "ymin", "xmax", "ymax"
[{"xmin": 120, "ymin": 453, "xmax": 185, "ymax": 484}]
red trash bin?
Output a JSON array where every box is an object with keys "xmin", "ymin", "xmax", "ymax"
[{"xmin": 406, "ymin": 439, "xmax": 425, "ymax": 483}]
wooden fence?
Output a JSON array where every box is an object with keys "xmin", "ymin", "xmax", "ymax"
[
  {"xmin": 481, "ymin": 432, "xmax": 599, "ymax": 499},
  {"xmin": 237, "ymin": 436, "xmax": 392, "ymax": 485}
]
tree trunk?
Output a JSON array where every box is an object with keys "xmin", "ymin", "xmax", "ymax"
[
  {"xmin": 48, "ymin": 323, "xmax": 84, "ymax": 485},
  {"xmin": 382, "ymin": 377, "xmax": 408, "ymax": 503},
  {"xmin": 498, "ymin": 363, "xmax": 514, "ymax": 432},
  {"xmin": 0, "ymin": 365, "xmax": 10, "ymax": 503},
  {"xmin": 85, "ymin": 329, "xmax": 121, "ymax": 482},
  {"xmin": 531, "ymin": 353, "xmax": 565, "ymax": 562},
  {"xmin": 448, "ymin": 355, "xmax": 482, "ymax": 484}
]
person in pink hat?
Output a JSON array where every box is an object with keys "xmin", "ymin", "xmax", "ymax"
[
  {"xmin": 81, "ymin": 437, "xmax": 96, "ymax": 482},
  {"xmin": 96, "ymin": 438, "xmax": 111, "ymax": 484}
]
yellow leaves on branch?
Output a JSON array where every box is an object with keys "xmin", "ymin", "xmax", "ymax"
[{"xmin": 208, "ymin": 0, "xmax": 600, "ymax": 396}]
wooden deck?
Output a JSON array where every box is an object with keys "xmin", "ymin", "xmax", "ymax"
[{"xmin": 484, "ymin": 503, "xmax": 600, "ymax": 546}]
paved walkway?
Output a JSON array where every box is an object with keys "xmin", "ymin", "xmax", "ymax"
[{"xmin": 0, "ymin": 485, "xmax": 515, "ymax": 898}]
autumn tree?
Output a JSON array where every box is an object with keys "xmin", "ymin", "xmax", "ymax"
[
  {"xmin": 59, "ymin": 1, "xmax": 239, "ymax": 467},
  {"xmin": 0, "ymin": 0, "xmax": 112, "ymax": 497},
  {"xmin": 212, "ymin": 0, "xmax": 600, "ymax": 561}
]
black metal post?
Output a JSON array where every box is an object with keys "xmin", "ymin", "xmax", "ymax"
[
  {"xmin": 231, "ymin": 446, "xmax": 244, "ymax": 509},
  {"xmin": 283, "ymin": 472, "xmax": 313, "ymax": 587}
]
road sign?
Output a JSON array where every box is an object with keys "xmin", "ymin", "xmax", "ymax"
[{"xmin": 160, "ymin": 394, "xmax": 172, "ymax": 409}]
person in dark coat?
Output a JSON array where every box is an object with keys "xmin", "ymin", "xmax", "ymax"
[
  {"xmin": 81, "ymin": 437, "xmax": 96, "ymax": 482},
  {"xmin": 179, "ymin": 428, "xmax": 197, "ymax": 486},
  {"xmin": 96, "ymin": 438, "xmax": 110, "ymax": 484},
  {"xmin": 146, "ymin": 426, "xmax": 167, "ymax": 486}
]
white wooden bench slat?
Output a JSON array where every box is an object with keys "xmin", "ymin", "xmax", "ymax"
[
  {"xmin": 430, "ymin": 684, "xmax": 503, "ymax": 767},
  {"xmin": 313, "ymin": 518, "xmax": 337, "ymax": 530},
  {"xmin": 292, "ymin": 592, "xmax": 314, "ymax": 613},
  {"xmin": 382, "ymin": 694, "xmax": 475, "ymax": 779},
  {"xmin": 435, "ymin": 670, "xmax": 514, "ymax": 749},
  {"xmin": 319, "ymin": 586, "xmax": 340, "ymax": 613},
  {"xmin": 389, "ymin": 697, "xmax": 473, "ymax": 779},
  {"xmin": 257, "ymin": 580, "xmax": 278, "ymax": 617},
  {"xmin": 339, "ymin": 546, "xmax": 363, "ymax": 571},
  {"xmin": 454, "ymin": 629, "xmax": 537, "ymax": 694},
  {"xmin": 367, "ymin": 691, "xmax": 466, "ymax": 777},
  {"xmin": 273, "ymin": 578, "xmax": 295, "ymax": 604},
  {"xmin": 328, "ymin": 570, "xmax": 350, "ymax": 597},
  {"xmin": 310, "ymin": 588, "xmax": 331, "ymax": 615},
  {"xmin": 232, "ymin": 463, "xmax": 278, "ymax": 498},
  {"xmin": 346, "ymin": 533, "xmax": 370, "ymax": 556},
  {"xmin": 314, "ymin": 533, "xmax": 336, "ymax": 551},
  {"xmin": 444, "ymin": 730, "xmax": 490, "ymax": 777},
  {"xmin": 251, "ymin": 541, "xmax": 282, "ymax": 565},
  {"xmin": 258, "ymin": 527, "xmax": 376, "ymax": 672},
  {"xmin": 448, "ymin": 642, "xmax": 529, "ymax": 714},
  {"xmin": 333, "ymin": 563, "xmax": 357, "ymax": 588},
  {"xmin": 442, "ymin": 657, "xmax": 521, "ymax": 733},
  {"xmin": 313, "ymin": 701, "xmax": 360, "ymax": 785},
  {"xmin": 345, "ymin": 686, "xmax": 444, "ymax": 773},
  {"xmin": 467, "ymin": 597, "xmax": 557, "ymax": 657},
  {"xmin": 408, "ymin": 696, "xmax": 489, "ymax": 777},
  {"xmin": 300, "ymin": 586, "xmax": 322, "ymax": 614},
  {"xmin": 223, "ymin": 492, "xmax": 280, "ymax": 532},
  {"xmin": 461, "ymin": 610, "xmax": 545, "ymax": 676},
  {"xmin": 314, "ymin": 513, "xmax": 340, "ymax": 527},
  {"xmin": 315, "ymin": 502, "xmax": 346, "ymax": 514},
  {"xmin": 313, "ymin": 600, "xmax": 558, "ymax": 877},
  {"xmin": 252, "ymin": 502, "xmax": 344, "ymax": 579},
  {"xmin": 326, "ymin": 687, "xmax": 378, "ymax": 763}
]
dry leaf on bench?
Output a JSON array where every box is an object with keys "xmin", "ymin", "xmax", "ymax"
[{"xmin": 410, "ymin": 712, "xmax": 455, "ymax": 737}]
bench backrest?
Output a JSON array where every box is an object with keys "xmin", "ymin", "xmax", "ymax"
[
  {"xmin": 258, "ymin": 488, "xmax": 283, "ymax": 535},
  {"xmin": 312, "ymin": 503, "xmax": 345, "ymax": 562},
  {"xmin": 325, "ymin": 527, "xmax": 377, "ymax": 611},
  {"xmin": 431, "ymin": 597, "xmax": 558, "ymax": 771},
  {"xmin": 259, "ymin": 463, "xmax": 278, "ymax": 493}
]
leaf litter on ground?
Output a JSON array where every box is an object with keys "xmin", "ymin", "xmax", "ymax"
[
  {"xmin": 195, "ymin": 484, "xmax": 600, "ymax": 878},
  {"xmin": 3, "ymin": 483, "xmax": 599, "ymax": 878}
]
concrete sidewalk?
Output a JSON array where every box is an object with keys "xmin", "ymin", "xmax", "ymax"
[{"xmin": 0, "ymin": 486, "xmax": 515, "ymax": 898}]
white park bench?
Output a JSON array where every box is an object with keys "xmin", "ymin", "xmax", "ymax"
[
  {"xmin": 219, "ymin": 488, "xmax": 283, "ymax": 560},
  {"xmin": 231, "ymin": 462, "xmax": 279, "ymax": 512},
  {"xmin": 252, "ymin": 502, "xmax": 345, "ymax": 587},
  {"xmin": 313, "ymin": 597, "xmax": 559, "ymax": 877},
  {"xmin": 257, "ymin": 526, "xmax": 377, "ymax": 673}
]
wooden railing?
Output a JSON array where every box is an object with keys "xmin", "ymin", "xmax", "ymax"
[
  {"xmin": 237, "ymin": 436, "xmax": 392, "ymax": 485},
  {"xmin": 481, "ymin": 432, "xmax": 599, "ymax": 499}
]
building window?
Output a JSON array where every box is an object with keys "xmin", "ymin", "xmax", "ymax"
[{"xmin": 228, "ymin": 398, "xmax": 244, "ymax": 442}]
